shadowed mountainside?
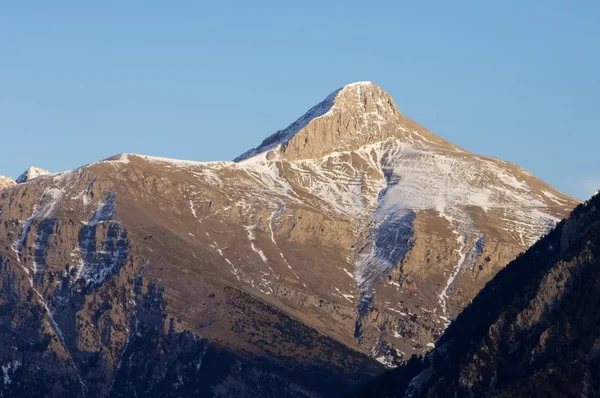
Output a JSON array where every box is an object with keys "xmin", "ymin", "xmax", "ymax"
[{"xmin": 352, "ymin": 192, "xmax": 600, "ymax": 397}]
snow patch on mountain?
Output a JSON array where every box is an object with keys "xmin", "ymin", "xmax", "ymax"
[
  {"xmin": 16, "ymin": 166, "xmax": 51, "ymax": 183},
  {"xmin": 76, "ymin": 193, "xmax": 128, "ymax": 286},
  {"xmin": 13, "ymin": 185, "xmax": 68, "ymax": 262},
  {"xmin": 1, "ymin": 360, "xmax": 21, "ymax": 385}
]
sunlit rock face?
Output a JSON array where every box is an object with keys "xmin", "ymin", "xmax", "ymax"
[
  {"xmin": 353, "ymin": 192, "xmax": 600, "ymax": 398},
  {"xmin": 0, "ymin": 82, "xmax": 578, "ymax": 396},
  {"xmin": 15, "ymin": 166, "xmax": 51, "ymax": 183},
  {"xmin": 0, "ymin": 175, "xmax": 15, "ymax": 190}
]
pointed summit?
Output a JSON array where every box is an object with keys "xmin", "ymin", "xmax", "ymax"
[
  {"xmin": 236, "ymin": 82, "xmax": 459, "ymax": 162},
  {"xmin": 16, "ymin": 166, "xmax": 51, "ymax": 183}
]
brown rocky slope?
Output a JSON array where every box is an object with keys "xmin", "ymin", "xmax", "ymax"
[
  {"xmin": 0, "ymin": 82, "xmax": 578, "ymax": 396},
  {"xmin": 0, "ymin": 175, "xmax": 15, "ymax": 190},
  {"xmin": 352, "ymin": 191, "xmax": 600, "ymax": 397}
]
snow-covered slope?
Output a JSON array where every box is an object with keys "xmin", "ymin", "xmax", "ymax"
[
  {"xmin": 354, "ymin": 191, "xmax": 600, "ymax": 398},
  {"xmin": 82, "ymin": 82, "xmax": 577, "ymax": 362},
  {"xmin": 229, "ymin": 81, "xmax": 578, "ymax": 359},
  {"xmin": 76, "ymin": 82, "xmax": 575, "ymax": 361},
  {"xmin": 16, "ymin": 166, "xmax": 51, "ymax": 183},
  {"xmin": 0, "ymin": 82, "xmax": 580, "ymax": 396}
]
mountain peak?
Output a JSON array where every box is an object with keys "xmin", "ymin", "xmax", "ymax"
[
  {"xmin": 333, "ymin": 81, "xmax": 396, "ymax": 112},
  {"xmin": 345, "ymin": 80, "xmax": 373, "ymax": 85},
  {"xmin": 16, "ymin": 166, "xmax": 51, "ymax": 183},
  {"xmin": 0, "ymin": 174, "xmax": 15, "ymax": 190},
  {"xmin": 236, "ymin": 82, "xmax": 457, "ymax": 162}
]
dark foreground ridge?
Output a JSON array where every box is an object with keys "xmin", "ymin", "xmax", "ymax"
[{"xmin": 351, "ymin": 192, "xmax": 600, "ymax": 397}]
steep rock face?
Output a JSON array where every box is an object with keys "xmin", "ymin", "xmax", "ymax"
[
  {"xmin": 0, "ymin": 167, "xmax": 381, "ymax": 397},
  {"xmin": 0, "ymin": 82, "xmax": 578, "ymax": 395},
  {"xmin": 15, "ymin": 166, "xmax": 51, "ymax": 183},
  {"xmin": 235, "ymin": 82, "xmax": 578, "ymax": 361},
  {"xmin": 352, "ymin": 192, "xmax": 600, "ymax": 397},
  {"xmin": 236, "ymin": 82, "xmax": 457, "ymax": 162}
]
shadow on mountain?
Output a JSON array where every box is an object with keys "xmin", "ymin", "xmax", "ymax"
[
  {"xmin": 351, "ymin": 193, "xmax": 600, "ymax": 397},
  {"xmin": 109, "ymin": 282, "xmax": 382, "ymax": 397}
]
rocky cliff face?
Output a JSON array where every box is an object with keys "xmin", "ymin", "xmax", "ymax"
[
  {"xmin": 0, "ymin": 82, "xmax": 578, "ymax": 396},
  {"xmin": 352, "ymin": 192, "xmax": 600, "ymax": 397},
  {"xmin": 234, "ymin": 81, "xmax": 577, "ymax": 362}
]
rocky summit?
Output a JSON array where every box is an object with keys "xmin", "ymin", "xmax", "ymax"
[
  {"xmin": 0, "ymin": 82, "xmax": 578, "ymax": 397},
  {"xmin": 0, "ymin": 175, "xmax": 15, "ymax": 190},
  {"xmin": 15, "ymin": 166, "xmax": 51, "ymax": 184}
]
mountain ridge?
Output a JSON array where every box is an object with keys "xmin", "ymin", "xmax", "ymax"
[
  {"xmin": 0, "ymin": 82, "xmax": 580, "ymax": 396},
  {"xmin": 235, "ymin": 81, "xmax": 463, "ymax": 163},
  {"xmin": 15, "ymin": 166, "xmax": 51, "ymax": 183},
  {"xmin": 41, "ymin": 81, "xmax": 578, "ymax": 363}
]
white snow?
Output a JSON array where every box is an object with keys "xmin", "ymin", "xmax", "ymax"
[
  {"xmin": 375, "ymin": 355, "xmax": 396, "ymax": 368},
  {"xmin": 342, "ymin": 268, "xmax": 354, "ymax": 279},
  {"xmin": 0, "ymin": 80, "xmax": 574, "ymax": 374},
  {"xmin": 195, "ymin": 344, "xmax": 208, "ymax": 371},
  {"xmin": 1, "ymin": 360, "xmax": 21, "ymax": 385},
  {"xmin": 244, "ymin": 225, "xmax": 268, "ymax": 263},
  {"xmin": 334, "ymin": 287, "xmax": 355, "ymax": 303},
  {"xmin": 541, "ymin": 189, "xmax": 567, "ymax": 205},
  {"xmin": 268, "ymin": 207, "xmax": 297, "ymax": 274},
  {"xmin": 76, "ymin": 194, "xmax": 127, "ymax": 286},
  {"xmin": 189, "ymin": 200, "xmax": 197, "ymax": 218},
  {"xmin": 15, "ymin": 166, "xmax": 51, "ymax": 183},
  {"xmin": 388, "ymin": 308, "xmax": 407, "ymax": 315},
  {"xmin": 13, "ymin": 183, "xmax": 68, "ymax": 262},
  {"xmin": 128, "ymin": 154, "xmax": 230, "ymax": 168},
  {"xmin": 438, "ymin": 235, "xmax": 467, "ymax": 325},
  {"xmin": 204, "ymin": 230, "xmax": 239, "ymax": 280},
  {"xmin": 0, "ymin": 174, "xmax": 16, "ymax": 189}
]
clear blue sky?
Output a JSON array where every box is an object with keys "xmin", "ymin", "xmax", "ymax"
[{"xmin": 1, "ymin": 2, "xmax": 598, "ymax": 199}]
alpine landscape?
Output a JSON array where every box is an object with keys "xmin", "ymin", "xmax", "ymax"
[{"xmin": 0, "ymin": 82, "xmax": 582, "ymax": 396}]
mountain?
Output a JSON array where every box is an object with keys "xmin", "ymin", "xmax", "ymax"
[
  {"xmin": 0, "ymin": 82, "xmax": 578, "ymax": 396},
  {"xmin": 352, "ymin": 191, "xmax": 600, "ymax": 397},
  {"xmin": 0, "ymin": 175, "xmax": 15, "ymax": 190},
  {"xmin": 15, "ymin": 166, "xmax": 51, "ymax": 183}
]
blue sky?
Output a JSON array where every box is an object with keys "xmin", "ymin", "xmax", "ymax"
[{"xmin": 1, "ymin": 2, "xmax": 598, "ymax": 199}]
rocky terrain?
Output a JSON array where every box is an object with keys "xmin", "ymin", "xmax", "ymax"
[
  {"xmin": 0, "ymin": 175, "xmax": 15, "ymax": 190},
  {"xmin": 15, "ymin": 166, "xmax": 51, "ymax": 183},
  {"xmin": 0, "ymin": 82, "xmax": 578, "ymax": 396},
  {"xmin": 0, "ymin": 166, "xmax": 49, "ymax": 190},
  {"xmin": 353, "ymin": 191, "xmax": 600, "ymax": 397}
]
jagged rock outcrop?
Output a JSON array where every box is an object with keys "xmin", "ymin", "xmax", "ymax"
[
  {"xmin": 0, "ymin": 82, "xmax": 578, "ymax": 396},
  {"xmin": 15, "ymin": 166, "xmax": 51, "ymax": 183},
  {"xmin": 0, "ymin": 175, "xmax": 15, "ymax": 190},
  {"xmin": 235, "ymin": 82, "xmax": 458, "ymax": 163},
  {"xmin": 352, "ymin": 191, "xmax": 600, "ymax": 397}
]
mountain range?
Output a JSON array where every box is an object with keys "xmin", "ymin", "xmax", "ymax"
[
  {"xmin": 0, "ymin": 166, "xmax": 51, "ymax": 189},
  {"xmin": 0, "ymin": 82, "xmax": 579, "ymax": 397}
]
